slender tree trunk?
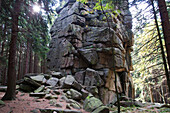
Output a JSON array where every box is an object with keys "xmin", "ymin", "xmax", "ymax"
[
  {"xmin": 29, "ymin": 43, "xmax": 33, "ymax": 73},
  {"xmin": 2, "ymin": 0, "xmax": 21, "ymax": 100},
  {"xmin": 34, "ymin": 53, "xmax": 38, "ymax": 73},
  {"xmin": 23, "ymin": 38, "xmax": 30, "ymax": 75},
  {"xmin": 149, "ymin": 84, "xmax": 154, "ymax": 103},
  {"xmin": 2, "ymin": 47, "xmax": 9, "ymax": 85},
  {"xmin": 152, "ymin": 0, "xmax": 170, "ymax": 92},
  {"xmin": 17, "ymin": 44, "xmax": 22, "ymax": 80},
  {"xmin": 1, "ymin": 21, "xmax": 7, "ymax": 56}
]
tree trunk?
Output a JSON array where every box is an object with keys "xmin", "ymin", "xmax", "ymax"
[
  {"xmin": 2, "ymin": 0, "xmax": 21, "ymax": 100},
  {"xmin": 157, "ymin": 0, "xmax": 170, "ymax": 92},
  {"xmin": 29, "ymin": 43, "xmax": 33, "ymax": 73},
  {"xmin": 23, "ymin": 38, "xmax": 30, "ymax": 75},
  {"xmin": 2, "ymin": 47, "xmax": 9, "ymax": 85},
  {"xmin": 34, "ymin": 53, "xmax": 39, "ymax": 73},
  {"xmin": 149, "ymin": 84, "xmax": 154, "ymax": 103},
  {"xmin": 17, "ymin": 44, "xmax": 22, "ymax": 80},
  {"xmin": 1, "ymin": 21, "xmax": 7, "ymax": 56}
]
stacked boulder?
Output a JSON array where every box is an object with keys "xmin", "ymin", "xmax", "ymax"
[
  {"xmin": 16, "ymin": 72, "xmax": 110, "ymax": 113},
  {"xmin": 47, "ymin": 0, "xmax": 134, "ymax": 106}
]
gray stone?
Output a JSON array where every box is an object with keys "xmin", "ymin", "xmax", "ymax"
[
  {"xmin": 39, "ymin": 108, "xmax": 82, "ymax": 113},
  {"xmin": 55, "ymin": 103, "xmax": 63, "ymax": 108},
  {"xmin": 24, "ymin": 77, "xmax": 41, "ymax": 88},
  {"xmin": 74, "ymin": 71, "xmax": 85, "ymax": 85},
  {"xmin": 68, "ymin": 89, "xmax": 82, "ymax": 100},
  {"xmin": 83, "ymin": 96, "xmax": 103, "ymax": 112},
  {"xmin": 72, "ymin": 81, "xmax": 83, "ymax": 91},
  {"xmin": 46, "ymin": 77, "xmax": 59, "ymax": 87},
  {"xmin": 63, "ymin": 75, "xmax": 75, "ymax": 88},
  {"xmin": 51, "ymin": 71, "xmax": 63, "ymax": 78},
  {"xmin": 53, "ymin": 90, "xmax": 60, "ymax": 95},
  {"xmin": 34, "ymin": 85, "xmax": 45, "ymax": 93},
  {"xmin": 92, "ymin": 106, "xmax": 109, "ymax": 113},
  {"xmin": 30, "ymin": 75, "xmax": 45, "ymax": 83},
  {"xmin": 59, "ymin": 77, "xmax": 66, "ymax": 86},
  {"xmin": 29, "ymin": 92, "xmax": 46, "ymax": 98},
  {"xmin": 70, "ymin": 103, "xmax": 81, "ymax": 109},
  {"xmin": 84, "ymin": 68, "xmax": 104, "ymax": 87},
  {"xmin": 81, "ymin": 89, "xmax": 89, "ymax": 99},
  {"xmin": 78, "ymin": 49, "xmax": 98, "ymax": 65},
  {"xmin": 19, "ymin": 84, "xmax": 34, "ymax": 92}
]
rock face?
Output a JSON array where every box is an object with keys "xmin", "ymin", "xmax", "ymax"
[{"xmin": 47, "ymin": 0, "xmax": 134, "ymax": 105}]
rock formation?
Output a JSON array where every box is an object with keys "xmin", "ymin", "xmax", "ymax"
[{"xmin": 47, "ymin": 0, "xmax": 135, "ymax": 105}]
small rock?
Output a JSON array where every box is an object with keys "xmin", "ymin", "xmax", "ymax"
[
  {"xmin": 92, "ymin": 106, "xmax": 109, "ymax": 113},
  {"xmin": 39, "ymin": 108, "xmax": 82, "ymax": 113},
  {"xmin": 53, "ymin": 90, "xmax": 60, "ymax": 95},
  {"xmin": 66, "ymin": 104, "xmax": 71, "ymax": 109},
  {"xmin": 81, "ymin": 89, "xmax": 89, "ymax": 99},
  {"xmin": 0, "ymin": 100, "xmax": 5, "ymax": 105},
  {"xmin": 51, "ymin": 72, "xmax": 63, "ymax": 78},
  {"xmin": 55, "ymin": 103, "xmax": 63, "ymax": 108},
  {"xmin": 59, "ymin": 77, "xmax": 66, "ymax": 86},
  {"xmin": 49, "ymin": 99, "xmax": 57, "ymax": 105},
  {"xmin": 70, "ymin": 103, "xmax": 81, "ymax": 109},
  {"xmin": 63, "ymin": 75, "xmax": 75, "ymax": 88},
  {"xmin": 30, "ymin": 109, "xmax": 39, "ymax": 113},
  {"xmin": 34, "ymin": 85, "xmax": 45, "ymax": 93},
  {"xmin": 29, "ymin": 92, "xmax": 46, "ymax": 98},
  {"xmin": 69, "ymin": 89, "xmax": 82, "ymax": 100}
]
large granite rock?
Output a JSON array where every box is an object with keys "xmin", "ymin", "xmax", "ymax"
[{"xmin": 47, "ymin": 0, "xmax": 134, "ymax": 105}]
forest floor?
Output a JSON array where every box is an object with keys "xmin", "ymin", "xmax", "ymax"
[
  {"xmin": 0, "ymin": 91, "xmax": 170, "ymax": 113},
  {"xmin": 0, "ymin": 91, "xmax": 87, "ymax": 113}
]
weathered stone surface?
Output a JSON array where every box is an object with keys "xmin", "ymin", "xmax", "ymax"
[
  {"xmin": 51, "ymin": 71, "xmax": 63, "ymax": 78},
  {"xmin": 47, "ymin": 0, "xmax": 134, "ymax": 105},
  {"xmin": 67, "ymin": 89, "xmax": 82, "ymax": 100},
  {"xmin": 84, "ymin": 68, "xmax": 104, "ymax": 87},
  {"xmin": 24, "ymin": 77, "xmax": 41, "ymax": 88},
  {"xmin": 63, "ymin": 75, "xmax": 75, "ymax": 88},
  {"xmin": 100, "ymin": 88, "xmax": 117, "ymax": 105},
  {"xmin": 78, "ymin": 49, "xmax": 98, "ymax": 65},
  {"xmin": 30, "ymin": 75, "xmax": 45, "ymax": 84},
  {"xmin": 83, "ymin": 96, "xmax": 103, "ymax": 112},
  {"xmin": 46, "ymin": 77, "xmax": 59, "ymax": 87},
  {"xmin": 92, "ymin": 106, "xmax": 109, "ymax": 113}
]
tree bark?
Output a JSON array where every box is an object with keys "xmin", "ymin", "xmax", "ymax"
[
  {"xmin": 1, "ymin": 21, "xmax": 7, "ymax": 56},
  {"xmin": 34, "ymin": 53, "xmax": 39, "ymax": 73},
  {"xmin": 2, "ymin": 0, "xmax": 21, "ymax": 100},
  {"xmin": 23, "ymin": 38, "xmax": 30, "ymax": 75},
  {"xmin": 17, "ymin": 43, "xmax": 22, "ymax": 80},
  {"xmin": 29, "ymin": 43, "xmax": 33, "ymax": 73},
  {"xmin": 157, "ymin": 0, "xmax": 170, "ymax": 92}
]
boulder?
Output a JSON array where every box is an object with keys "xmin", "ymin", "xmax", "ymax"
[
  {"xmin": 83, "ymin": 96, "xmax": 103, "ymax": 112},
  {"xmin": 19, "ymin": 84, "xmax": 34, "ymax": 92},
  {"xmin": 24, "ymin": 77, "xmax": 41, "ymax": 88},
  {"xmin": 46, "ymin": 77, "xmax": 59, "ymax": 87},
  {"xmin": 34, "ymin": 85, "xmax": 45, "ymax": 93},
  {"xmin": 51, "ymin": 72, "xmax": 63, "ymax": 78},
  {"xmin": 29, "ymin": 92, "xmax": 46, "ymax": 98},
  {"xmin": 63, "ymin": 75, "xmax": 75, "ymax": 88},
  {"xmin": 30, "ymin": 75, "xmax": 45, "ymax": 84},
  {"xmin": 67, "ymin": 89, "xmax": 82, "ymax": 100}
]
